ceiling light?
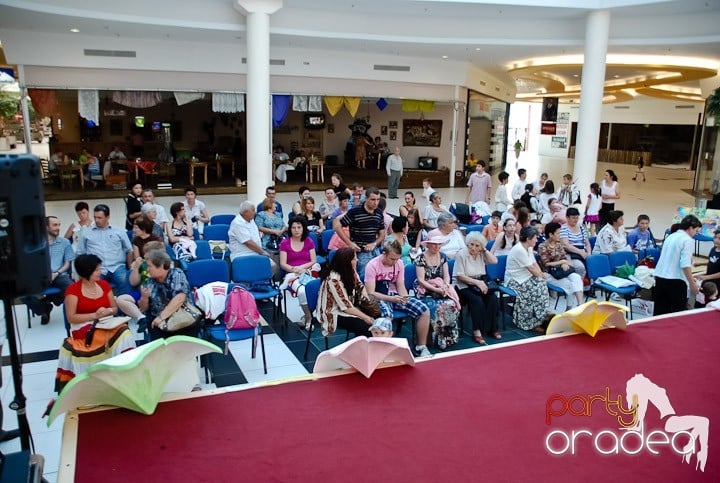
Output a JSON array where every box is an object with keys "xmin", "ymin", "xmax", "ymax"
[
  {"xmin": 441, "ymin": 55, "xmax": 448, "ymax": 59},
  {"xmin": 613, "ymin": 74, "xmax": 620, "ymax": 78},
  {"xmin": 573, "ymin": 74, "xmax": 579, "ymax": 78},
  {"xmin": 69, "ymin": 28, "xmax": 80, "ymax": 33},
  {"xmin": 475, "ymin": 48, "xmax": 481, "ymax": 51}
]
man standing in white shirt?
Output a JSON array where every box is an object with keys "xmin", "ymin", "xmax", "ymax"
[
  {"xmin": 386, "ymin": 146, "xmax": 404, "ymax": 199},
  {"xmin": 653, "ymin": 215, "xmax": 701, "ymax": 315},
  {"xmin": 465, "ymin": 160, "xmax": 492, "ymax": 205}
]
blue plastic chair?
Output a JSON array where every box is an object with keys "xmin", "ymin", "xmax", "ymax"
[
  {"xmin": 24, "ymin": 286, "xmax": 63, "ymax": 329},
  {"xmin": 694, "ymin": 232, "xmax": 713, "ymax": 256},
  {"xmin": 586, "ymin": 254, "xmax": 638, "ymax": 319},
  {"xmin": 465, "ymin": 224, "xmax": 485, "ymax": 234},
  {"xmin": 546, "ymin": 281, "xmax": 567, "ymax": 310},
  {"xmin": 589, "ymin": 236, "xmax": 597, "ymax": 252},
  {"xmin": 194, "ymin": 239, "xmax": 213, "ymax": 260},
  {"xmin": 321, "ymin": 229, "xmax": 335, "ymax": 256},
  {"xmin": 307, "ymin": 232, "xmax": 325, "ymax": 265},
  {"xmin": 206, "ymin": 323, "xmax": 266, "ymax": 374},
  {"xmin": 484, "ymin": 254, "xmax": 513, "ymax": 329},
  {"xmin": 393, "ymin": 263, "xmax": 419, "ymax": 343},
  {"xmin": 303, "ymin": 278, "xmax": 331, "ymax": 359},
  {"xmin": 186, "ymin": 259, "xmax": 230, "ymax": 288},
  {"xmin": 210, "ymin": 214, "xmax": 235, "ymax": 225},
  {"xmin": 203, "ymin": 224, "xmax": 230, "ymax": 243},
  {"xmin": 608, "ymin": 251, "xmax": 638, "ymax": 274},
  {"xmin": 486, "ymin": 239, "xmax": 495, "ymax": 250},
  {"xmin": 231, "ymin": 255, "xmax": 282, "ymax": 320}
]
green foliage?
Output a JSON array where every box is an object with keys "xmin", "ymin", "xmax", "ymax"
[
  {"xmin": 708, "ymin": 86, "xmax": 720, "ymax": 118},
  {"xmin": 0, "ymin": 91, "xmax": 19, "ymax": 119}
]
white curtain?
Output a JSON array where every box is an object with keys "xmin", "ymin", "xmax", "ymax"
[
  {"xmin": 111, "ymin": 91, "xmax": 162, "ymax": 108},
  {"xmin": 292, "ymin": 95, "xmax": 308, "ymax": 112},
  {"xmin": 292, "ymin": 95, "xmax": 322, "ymax": 112},
  {"xmin": 78, "ymin": 90, "xmax": 99, "ymax": 124},
  {"xmin": 212, "ymin": 93, "xmax": 245, "ymax": 113},
  {"xmin": 174, "ymin": 92, "xmax": 205, "ymax": 106}
]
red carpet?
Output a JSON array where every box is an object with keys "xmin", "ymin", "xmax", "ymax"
[{"xmin": 75, "ymin": 311, "xmax": 719, "ymax": 482}]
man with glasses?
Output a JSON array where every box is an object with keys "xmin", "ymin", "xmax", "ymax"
[
  {"xmin": 364, "ymin": 240, "xmax": 431, "ymax": 357},
  {"xmin": 79, "ymin": 204, "xmax": 133, "ymax": 295},
  {"xmin": 333, "ymin": 187, "xmax": 385, "ymax": 279}
]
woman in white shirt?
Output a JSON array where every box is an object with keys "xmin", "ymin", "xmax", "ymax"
[
  {"xmin": 599, "ymin": 169, "xmax": 620, "ymax": 227},
  {"xmin": 504, "ymin": 226, "xmax": 550, "ymax": 332}
]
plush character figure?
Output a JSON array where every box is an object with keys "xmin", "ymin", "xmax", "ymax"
[{"xmin": 348, "ymin": 119, "xmax": 374, "ymax": 169}]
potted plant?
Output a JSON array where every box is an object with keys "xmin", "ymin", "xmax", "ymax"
[{"xmin": 513, "ymin": 140, "xmax": 523, "ymax": 158}]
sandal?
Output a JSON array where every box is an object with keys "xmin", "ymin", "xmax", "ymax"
[
  {"xmin": 473, "ymin": 335, "xmax": 488, "ymax": 345},
  {"xmin": 490, "ymin": 332, "xmax": 502, "ymax": 339}
]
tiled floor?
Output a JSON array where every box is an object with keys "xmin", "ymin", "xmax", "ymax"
[{"xmin": 0, "ymin": 149, "xmax": 701, "ymax": 481}]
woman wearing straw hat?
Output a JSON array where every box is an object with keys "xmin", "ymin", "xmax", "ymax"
[{"xmin": 415, "ymin": 234, "xmax": 461, "ymax": 350}]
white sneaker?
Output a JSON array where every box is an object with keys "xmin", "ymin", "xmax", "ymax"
[{"xmin": 415, "ymin": 345, "xmax": 431, "ymax": 357}]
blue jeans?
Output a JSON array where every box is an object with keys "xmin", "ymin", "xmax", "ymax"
[
  {"xmin": 356, "ymin": 248, "xmax": 380, "ymax": 281},
  {"xmin": 104, "ymin": 268, "xmax": 130, "ymax": 296}
]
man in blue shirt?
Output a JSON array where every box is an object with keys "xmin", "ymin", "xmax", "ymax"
[
  {"xmin": 27, "ymin": 216, "xmax": 75, "ymax": 324},
  {"xmin": 653, "ymin": 215, "xmax": 702, "ymax": 315},
  {"xmin": 256, "ymin": 186, "xmax": 283, "ymax": 216},
  {"xmin": 626, "ymin": 214, "xmax": 657, "ymax": 253},
  {"xmin": 79, "ymin": 204, "xmax": 133, "ymax": 295}
]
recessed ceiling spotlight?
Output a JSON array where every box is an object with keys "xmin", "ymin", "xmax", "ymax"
[
  {"xmin": 442, "ymin": 55, "xmax": 448, "ymax": 59},
  {"xmin": 475, "ymin": 47, "xmax": 481, "ymax": 51},
  {"xmin": 573, "ymin": 74, "xmax": 579, "ymax": 78},
  {"xmin": 69, "ymin": 28, "xmax": 80, "ymax": 33},
  {"xmin": 613, "ymin": 74, "xmax": 620, "ymax": 78}
]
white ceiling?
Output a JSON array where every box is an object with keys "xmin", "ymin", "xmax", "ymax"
[{"xmin": 0, "ymin": 0, "xmax": 718, "ymax": 101}]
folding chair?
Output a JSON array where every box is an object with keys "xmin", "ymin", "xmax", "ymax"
[
  {"xmin": 485, "ymin": 254, "xmax": 513, "ymax": 329},
  {"xmin": 586, "ymin": 254, "xmax": 638, "ymax": 319},
  {"xmin": 203, "ymin": 224, "xmax": 230, "ymax": 259},
  {"xmin": 186, "ymin": 259, "xmax": 230, "ymax": 288},
  {"xmin": 194, "ymin": 239, "xmax": 213, "ymax": 260},
  {"xmin": 204, "ymin": 283, "xmax": 267, "ymax": 376},
  {"xmin": 210, "ymin": 214, "xmax": 236, "ymax": 225},
  {"xmin": 231, "ymin": 255, "xmax": 282, "ymax": 320},
  {"xmin": 608, "ymin": 251, "xmax": 638, "ymax": 274}
]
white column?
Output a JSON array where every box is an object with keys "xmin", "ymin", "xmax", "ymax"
[
  {"xmin": 235, "ymin": 0, "xmax": 282, "ymax": 204},
  {"xmin": 449, "ymin": 86, "xmax": 462, "ymax": 187},
  {"xmin": 573, "ymin": 10, "xmax": 610, "ymax": 195},
  {"xmin": 17, "ymin": 65, "xmax": 33, "ymax": 155}
]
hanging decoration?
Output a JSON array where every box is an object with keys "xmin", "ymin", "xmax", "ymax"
[
  {"xmin": 27, "ymin": 89, "xmax": 58, "ymax": 117},
  {"xmin": 111, "ymin": 91, "xmax": 162, "ymax": 108},
  {"xmin": 324, "ymin": 96, "xmax": 361, "ymax": 117},
  {"xmin": 78, "ymin": 90, "xmax": 99, "ymax": 124},
  {"xmin": 272, "ymin": 95, "xmax": 292, "ymax": 127},
  {"xmin": 212, "ymin": 93, "xmax": 245, "ymax": 113},
  {"xmin": 376, "ymin": 98, "xmax": 388, "ymax": 111},
  {"xmin": 401, "ymin": 99, "xmax": 435, "ymax": 113},
  {"xmin": 174, "ymin": 92, "xmax": 205, "ymax": 106}
]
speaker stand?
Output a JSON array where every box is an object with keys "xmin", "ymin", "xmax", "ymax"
[{"xmin": 1, "ymin": 294, "xmax": 33, "ymax": 451}]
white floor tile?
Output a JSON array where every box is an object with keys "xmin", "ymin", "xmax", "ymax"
[{"xmin": 243, "ymin": 364, "xmax": 308, "ymax": 384}]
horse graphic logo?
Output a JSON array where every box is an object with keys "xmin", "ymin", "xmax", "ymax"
[{"xmin": 626, "ymin": 373, "xmax": 709, "ymax": 472}]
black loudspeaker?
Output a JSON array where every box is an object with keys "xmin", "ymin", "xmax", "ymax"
[
  {"xmin": 418, "ymin": 156, "xmax": 438, "ymax": 170},
  {"xmin": 0, "ymin": 155, "xmax": 50, "ymax": 297}
]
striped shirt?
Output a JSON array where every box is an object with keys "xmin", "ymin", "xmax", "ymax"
[
  {"xmin": 49, "ymin": 236, "xmax": 75, "ymax": 272},
  {"xmin": 339, "ymin": 204, "xmax": 384, "ymax": 245},
  {"xmin": 560, "ymin": 224, "xmax": 587, "ymax": 248}
]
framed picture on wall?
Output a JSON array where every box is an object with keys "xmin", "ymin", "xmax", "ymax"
[
  {"xmin": 389, "ymin": 121, "xmax": 398, "ymax": 129},
  {"xmin": 381, "ymin": 125, "xmax": 388, "ymax": 135},
  {"xmin": 402, "ymin": 119, "xmax": 442, "ymax": 147},
  {"xmin": 389, "ymin": 131, "xmax": 397, "ymax": 141}
]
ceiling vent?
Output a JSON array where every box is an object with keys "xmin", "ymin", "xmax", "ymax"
[
  {"xmin": 479, "ymin": 80, "xmax": 487, "ymax": 86},
  {"xmin": 373, "ymin": 65, "xmax": 410, "ymax": 72},
  {"xmin": 241, "ymin": 58, "xmax": 286, "ymax": 65},
  {"xmin": 84, "ymin": 49, "xmax": 136, "ymax": 58},
  {"xmin": 614, "ymin": 105, "xmax": 630, "ymax": 109},
  {"xmin": 675, "ymin": 105, "xmax": 694, "ymax": 109}
]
